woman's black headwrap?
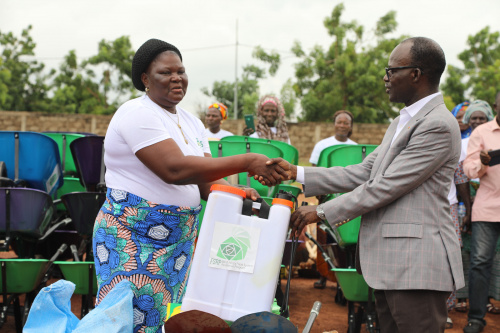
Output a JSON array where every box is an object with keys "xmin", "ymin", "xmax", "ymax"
[{"xmin": 131, "ymin": 38, "xmax": 182, "ymax": 91}]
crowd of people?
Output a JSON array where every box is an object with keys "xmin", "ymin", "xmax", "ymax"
[{"xmin": 90, "ymin": 36, "xmax": 499, "ymax": 333}]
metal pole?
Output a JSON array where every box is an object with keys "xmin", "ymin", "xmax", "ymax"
[{"xmin": 234, "ymin": 19, "xmax": 238, "ymax": 119}]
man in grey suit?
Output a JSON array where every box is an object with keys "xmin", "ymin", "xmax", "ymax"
[{"xmin": 268, "ymin": 37, "xmax": 465, "ymax": 332}]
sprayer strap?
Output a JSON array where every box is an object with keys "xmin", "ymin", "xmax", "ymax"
[
  {"xmin": 257, "ymin": 198, "xmax": 270, "ymax": 219},
  {"xmin": 241, "ymin": 199, "xmax": 253, "ymax": 216}
]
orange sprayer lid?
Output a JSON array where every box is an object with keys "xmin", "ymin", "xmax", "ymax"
[
  {"xmin": 210, "ymin": 184, "xmax": 246, "ymax": 198},
  {"xmin": 272, "ymin": 198, "xmax": 294, "ymax": 209}
]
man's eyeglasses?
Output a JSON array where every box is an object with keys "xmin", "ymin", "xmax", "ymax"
[{"xmin": 385, "ymin": 66, "xmax": 423, "ymax": 78}]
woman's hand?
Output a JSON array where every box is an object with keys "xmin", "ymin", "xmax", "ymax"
[{"xmin": 242, "ymin": 126, "xmax": 255, "ymax": 136}]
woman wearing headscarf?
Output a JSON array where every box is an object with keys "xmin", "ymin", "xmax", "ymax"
[
  {"xmin": 93, "ymin": 38, "xmax": 287, "ymax": 332},
  {"xmin": 204, "ymin": 102, "xmax": 234, "ymax": 140},
  {"xmin": 451, "ymin": 101, "xmax": 472, "ymax": 139},
  {"xmin": 244, "ymin": 95, "xmax": 290, "ymax": 144},
  {"xmin": 462, "ymin": 100, "xmax": 496, "ymax": 169}
]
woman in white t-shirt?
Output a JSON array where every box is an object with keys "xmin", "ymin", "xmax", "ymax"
[
  {"xmin": 204, "ymin": 102, "xmax": 234, "ymax": 140},
  {"xmin": 243, "ymin": 95, "xmax": 291, "ymax": 144},
  {"xmin": 93, "ymin": 39, "xmax": 288, "ymax": 332},
  {"xmin": 309, "ymin": 110, "xmax": 357, "ymax": 166}
]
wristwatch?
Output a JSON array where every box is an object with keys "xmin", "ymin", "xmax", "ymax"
[{"xmin": 316, "ymin": 204, "xmax": 327, "ymax": 221}]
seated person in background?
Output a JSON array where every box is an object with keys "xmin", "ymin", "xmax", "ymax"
[
  {"xmin": 243, "ymin": 95, "xmax": 291, "ymax": 144},
  {"xmin": 204, "ymin": 102, "xmax": 234, "ymax": 140},
  {"xmin": 309, "ymin": 110, "xmax": 357, "ymax": 166}
]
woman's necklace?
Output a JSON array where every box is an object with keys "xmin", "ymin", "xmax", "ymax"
[{"xmin": 162, "ymin": 107, "xmax": 188, "ymax": 144}]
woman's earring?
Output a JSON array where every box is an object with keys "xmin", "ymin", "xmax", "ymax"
[{"xmin": 145, "ymin": 87, "xmax": 150, "ymax": 92}]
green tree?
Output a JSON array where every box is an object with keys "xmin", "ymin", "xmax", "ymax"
[
  {"xmin": 0, "ymin": 25, "xmax": 51, "ymax": 111},
  {"xmin": 84, "ymin": 36, "xmax": 136, "ymax": 110},
  {"xmin": 48, "ymin": 50, "xmax": 108, "ymax": 114},
  {"xmin": 442, "ymin": 27, "xmax": 500, "ymax": 106},
  {"xmin": 49, "ymin": 36, "xmax": 136, "ymax": 114},
  {"xmin": 201, "ymin": 64, "xmax": 263, "ymax": 118},
  {"xmin": 288, "ymin": 4, "xmax": 404, "ymax": 123}
]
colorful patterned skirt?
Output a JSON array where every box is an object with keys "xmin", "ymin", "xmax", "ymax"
[{"xmin": 93, "ymin": 188, "xmax": 201, "ymax": 333}]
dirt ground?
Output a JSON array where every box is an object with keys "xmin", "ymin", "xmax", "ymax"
[{"xmin": 286, "ymin": 276, "xmax": 500, "ymax": 333}]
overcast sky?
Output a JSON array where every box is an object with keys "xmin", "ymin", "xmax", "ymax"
[{"xmin": 2, "ymin": 0, "xmax": 500, "ymax": 117}]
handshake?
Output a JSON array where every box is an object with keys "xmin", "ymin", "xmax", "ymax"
[
  {"xmin": 247, "ymin": 157, "xmax": 297, "ymax": 187},
  {"xmin": 245, "ymin": 155, "xmax": 323, "ymax": 236}
]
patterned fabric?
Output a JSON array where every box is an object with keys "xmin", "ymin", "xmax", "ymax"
[
  {"xmin": 208, "ymin": 102, "xmax": 228, "ymax": 120},
  {"xmin": 455, "ymin": 161, "xmax": 468, "ymax": 186},
  {"xmin": 450, "ymin": 204, "xmax": 461, "ymax": 247},
  {"xmin": 93, "ymin": 188, "xmax": 201, "ymax": 333}
]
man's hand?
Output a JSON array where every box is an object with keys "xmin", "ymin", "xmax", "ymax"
[
  {"xmin": 289, "ymin": 205, "xmax": 322, "ymax": 237},
  {"xmin": 247, "ymin": 154, "xmax": 289, "ymax": 186},
  {"xmin": 480, "ymin": 149, "xmax": 492, "ymax": 166}
]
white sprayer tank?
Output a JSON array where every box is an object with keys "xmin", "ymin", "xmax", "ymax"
[{"xmin": 181, "ymin": 184, "xmax": 293, "ymax": 322}]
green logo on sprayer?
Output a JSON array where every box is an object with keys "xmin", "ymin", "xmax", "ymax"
[{"xmin": 216, "ymin": 228, "xmax": 251, "ymax": 261}]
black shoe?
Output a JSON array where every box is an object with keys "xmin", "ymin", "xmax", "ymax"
[
  {"xmin": 313, "ymin": 276, "xmax": 327, "ymax": 289},
  {"xmin": 463, "ymin": 320, "xmax": 485, "ymax": 333}
]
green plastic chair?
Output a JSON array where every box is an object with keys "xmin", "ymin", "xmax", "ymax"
[
  {"xmin": 221, "ymin": 135, "xmax": 299, "ymax": 165},
  {"xmin": 208, "ymin": 141, "xmax": 283, "ymax": 197},
  {"xmin": 42, "ymin": 132, "xmax": 85, "ymax": 177},
  {"xmin": 265, "ymin": 139, "xmax": 298, "ymax": 165},
  {"xmin": 315, "ymin": 144, "xmax": 353, "ymax": 168},
  {"xmin": 327, "ymin": 144, "xmax": 378, "ymax": 168},
  {"xmin": 321, "ymin": 145, "xmax": 378, "ymax": 247}
]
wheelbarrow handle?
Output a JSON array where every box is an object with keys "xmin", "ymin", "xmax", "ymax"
[
  {"xmin": 304, "ymin": 231, "xmax": 336, "ymax": 269},
  {"xmin": 302, "ymin": 301, "xmax": 322, "ymax": 333}
]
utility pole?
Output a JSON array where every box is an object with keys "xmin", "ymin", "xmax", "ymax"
[{"xmin": 233, "ymin": 19, "xmax": 238, "ymax": 119}]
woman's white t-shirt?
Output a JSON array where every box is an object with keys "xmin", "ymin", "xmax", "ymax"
[
  {"xmin": 104, "ymin": 95, "xmax": 210, "ymax": 207},
  {"xmin": 309, "ymin": 136, "xmax": 357, "ymax": 165}
]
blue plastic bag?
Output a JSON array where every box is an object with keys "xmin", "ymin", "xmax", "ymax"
[
  {"xmin": 23, "ymin": 279, "xmax": 79, "ymax": 333},
  {"xmin": 23, "ymin": 279, "xmax": 133, "ymax": 333},
  {"xmin": 73, "ymin": 279, "xmax": 133, "ymax": 332}
]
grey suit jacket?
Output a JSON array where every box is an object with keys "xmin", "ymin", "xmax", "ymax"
[{"xmin": 304, "ymin": 95, "xmax": 465, "ymax": 291}]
